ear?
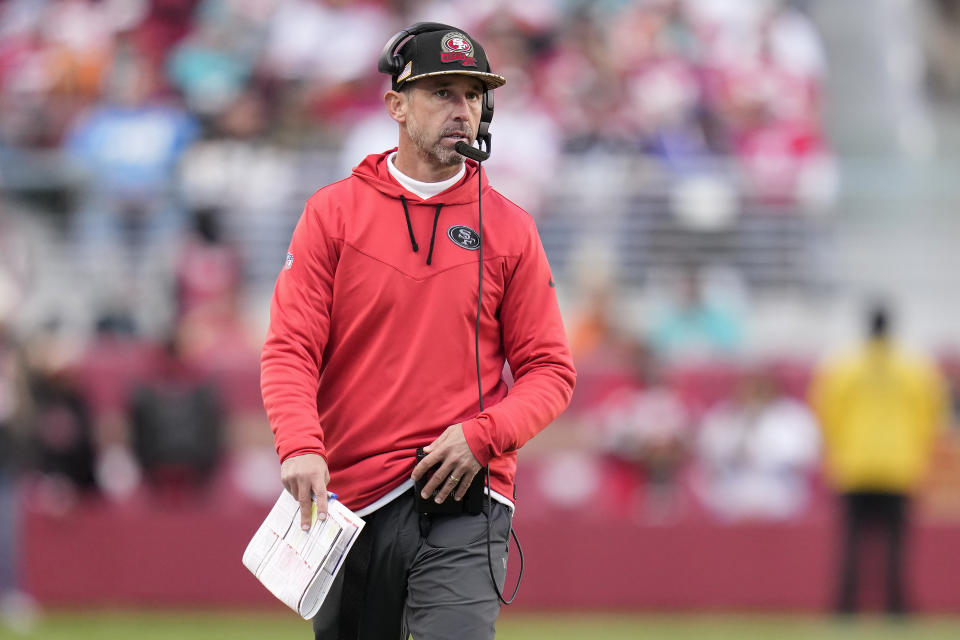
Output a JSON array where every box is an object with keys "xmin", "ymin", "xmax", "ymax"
[{"xmin": 384, "ymin": 89, "xmax": 408, "ymax": 125}]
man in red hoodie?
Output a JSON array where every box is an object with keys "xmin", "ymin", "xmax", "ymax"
[{"xmin": 261, "ymin": 22, "xmax": 575, "ymax": 639}]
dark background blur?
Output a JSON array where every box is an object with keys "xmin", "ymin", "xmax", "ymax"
[{"xmin": 2, "ymin": 0, "xmax": 960, "ymax": 623}]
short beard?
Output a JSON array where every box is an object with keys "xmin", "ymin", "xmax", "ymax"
[{"xmin": 405, "ymin": 110, "xmax": 471, "ymax": 168}]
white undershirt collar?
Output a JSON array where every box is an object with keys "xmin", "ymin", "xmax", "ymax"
[{"xmin": 387, "ymin": 151, "xmax": 465, "ymax": 200}]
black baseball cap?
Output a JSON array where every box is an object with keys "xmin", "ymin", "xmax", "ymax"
[{"xmin": 391, "ymin": 28, "xmax": 506, "ymax": 91}]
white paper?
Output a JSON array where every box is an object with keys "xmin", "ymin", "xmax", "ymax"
[{"xmin": 242, "ymin": 490, "xmax": 365, "ymax": 619}]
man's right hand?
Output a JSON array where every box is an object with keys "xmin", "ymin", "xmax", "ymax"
[{"xmin": 280, "ymin": 454, "xmax": 330, "ymax": 531}]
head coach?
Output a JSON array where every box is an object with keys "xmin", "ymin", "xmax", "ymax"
[{"xmin": 260, "ymin": 21, "xmax": 576, "ymax": 639}]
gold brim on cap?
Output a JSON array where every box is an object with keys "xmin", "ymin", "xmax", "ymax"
[{"xmin": 399, "ymin": 70, "xmax": 506, "ymax": 89}]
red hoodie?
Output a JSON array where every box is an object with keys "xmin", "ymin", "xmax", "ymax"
[{"xmin": 261, "ymin": 150, "xmax": 576, "ymax": 511}]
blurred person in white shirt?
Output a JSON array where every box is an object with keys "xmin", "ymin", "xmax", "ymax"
[{"xmin": 693, "ymin": 364, "xmax": 820, "ymax": 521}]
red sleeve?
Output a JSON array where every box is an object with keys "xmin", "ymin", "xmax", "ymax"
[
  {"xmin": 260, "ymin": 200, "xmax": 340, "ymax": 463},
  {"xmin": 462, "ymin": 216, "xmax": 576, "ymax": 465}
]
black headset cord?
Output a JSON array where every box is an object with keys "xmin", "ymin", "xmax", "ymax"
[{"xmin": 474, "ymin": 161, "xmax": 524, "ymax": 605}]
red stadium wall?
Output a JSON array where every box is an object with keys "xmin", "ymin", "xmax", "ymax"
[{"xmin": 22, "ymin": 492, "xmax": 960, "ymax": 612}]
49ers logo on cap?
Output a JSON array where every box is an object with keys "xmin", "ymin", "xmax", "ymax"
[{"xmin": 440, "ymin": 32, "xmax": 477, "ymax": 67}]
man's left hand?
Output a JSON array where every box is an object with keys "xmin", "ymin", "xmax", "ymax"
[{"xmin": 412, "ymin": 423, "xmax": 482, "ymax": 504}]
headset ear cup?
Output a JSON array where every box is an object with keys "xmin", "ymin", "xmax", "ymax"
[
  {"xmin": 378, "ymin": 22, "xmax": 460, "ymax": 78},
  {"xmin": 478, "ymin": 90, "xmax": 494, "ymax": 138},
  {"xmin": 378, "ymin": 28, "xmax": 409, "ymax": 75}
]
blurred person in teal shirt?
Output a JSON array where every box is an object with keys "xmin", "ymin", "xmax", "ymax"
[{"xmin": 649, "ymin": 266, "xmax": 743, "ymax": 363}]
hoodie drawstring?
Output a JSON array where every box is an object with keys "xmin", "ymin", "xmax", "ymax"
[
  {"xmin": 426, "ymin": 204, "xmax": 443, "ymax": 266},
  {"xmin": 400, "ymin": 195, "xmax": 419, "ymax": 253},
  {"xmin": 400, "ymin": 196, "xmax": 444, "ymax": 266}
]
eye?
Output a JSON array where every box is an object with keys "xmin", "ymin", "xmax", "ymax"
[{"xmin": 436, "ymin": 89, "xmax": 449, "ymax": 97}]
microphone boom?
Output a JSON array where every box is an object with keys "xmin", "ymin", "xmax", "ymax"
[{"xmin": 455, "ymin": 140, "xmax": 490, "ymax": 163}]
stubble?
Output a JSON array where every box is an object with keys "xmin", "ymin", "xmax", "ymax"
[{"xmin": 405, "ymin": 107, "xmax": 471, "ymax": 168}]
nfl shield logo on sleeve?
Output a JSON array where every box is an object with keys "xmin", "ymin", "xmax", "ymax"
[{"xmin": 284, "ymin": 252, "xmax": 294, "ymax": 270}]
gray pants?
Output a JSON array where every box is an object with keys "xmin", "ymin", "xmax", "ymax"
[{"xmin": 314, "ymin": 489, "xmax": 512, "ymax": 640}]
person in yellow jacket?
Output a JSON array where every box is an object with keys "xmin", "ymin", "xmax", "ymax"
[{"xmin": 810, "ymin": 303, "xmax": 948, "ymax": 615}]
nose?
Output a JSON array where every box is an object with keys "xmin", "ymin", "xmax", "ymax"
[{"xmin": 450, "ymin": 94, "xmax": 471, "ymax": 121}]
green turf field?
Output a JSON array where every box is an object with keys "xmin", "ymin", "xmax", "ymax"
[{"xmin": 3, "ymin": 611, "xmax": 960, "ymax": 640}]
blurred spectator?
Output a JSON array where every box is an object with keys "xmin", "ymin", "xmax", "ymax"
[
  {"xmin": 0, "ymin": 1, "xmax": 65, "ymax": 149},
  {"xmin": 68, "ymin": 312, "xmax": 159, "ymax": 500},
  {"xmin": 64, "ymin": 35, "xmax": 199, "ymax": 297},
  {"xmin": 171, "ymin": 204, "xmax": 259, "ymax": 378},
  {"xmin": 0, "ymin": 202, "xmax": 29, "ymax": 312},
  {"xmin": 594, "ymin": 339, "xmax": 693, "ymax": 524},
  {"xmin": 693, "ymin": 364, "xmax": 820, "ymax": 522},
  {"xmin": 262, "ymin": 0, "xmax": 388, "ymax": 86},
  {"xmin": 165, "ymin": 2, "xmax": 255, "ymax": 118},
  {"xmin": 541, "ymin": 9, "xmax": 628, "ymax": 153},
  {"xmin": 178, "ymin": 87, "xmax": 298, "ymax": 288},
  {"xmin": 810, "ymin": 301, "xmax": 948, "ymax": 615},
  {"xmin": 24, "ymin": 321, "xmax": 98, "ymax": 503},
  {"xmin": 0, "ymin": 320, "xmax": 38, "ymax": 633},
  {"xmin": 260, "ymin": 0, "xmax": 391, "ymax": 136},
  {"xmin": 922, "ymin": 0, "xmax": 960, "ymax": 101},
  {"xmin": 175, "ymin": 206, "xmax": 242, "ymax": 320},
  {"xmin": 0, "ymin": 191, "xmax": 38, "ymax": 630},
  {"xmin": 565, "ymin": 280, "xmax": 639, "ymax": 413},
  {"xmin": 132, "ymin": 0, "xmax": 198, "ymax": 70},
  {"xmin": 128, "ymin": 333, "xmax": 224, "ymax": 498},
  {"xmin": 648, "ymin": 265, "xmax": 744, "ymax": 364}
]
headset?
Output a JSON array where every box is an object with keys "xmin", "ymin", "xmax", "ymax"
[
  {"xmin": 378, "ymin": 22, "xmax": 454, "ymax": 76},
  {"xmin": 379, "ymin": 22, "xmax": 519, "ymax": 604},
  {"xmin": 378, "ymin": 22, "xmax": 494, "ymax": 162}
]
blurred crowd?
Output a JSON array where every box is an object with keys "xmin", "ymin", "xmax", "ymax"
[
  {"xmin": 0, "ymin": 0, "xmax": 837, "ymax": 244},
  {"xmin": 1, "ymin": 0, "xmax": 957, "ymax": 517},
  {"xmin": 0, "ymin": 0, "xmax": 839, "ymax": 336},
  {"xmin": 0, "ymin": 0, "xmax": 843, "ymax": 502},
  {"xmin": 0, "ymin": 0, "xmax": 831, "ymax": 160}
]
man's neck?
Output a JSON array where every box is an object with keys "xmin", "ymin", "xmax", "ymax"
[{"xmin": 393, "ymin": 145, "xmax": 463, "ymax": 182}]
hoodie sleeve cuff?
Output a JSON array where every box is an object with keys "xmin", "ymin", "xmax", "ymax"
[
  {"xmin": 280, "ymin": 449, "xmax": 327, "ymax": 465},
  {"xmin": 276, "ymin": 433, "xmax": 327, "ymax": 464},
  {"xmin": 462, "ymin": 416, "xmax": 497, "ymax": 466}
]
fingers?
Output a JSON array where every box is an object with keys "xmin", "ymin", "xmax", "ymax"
[
  {"xmin": 418, "ymin": 458, "xmax": 451, "ymax": 501},
  {"xmin": 416, "ymin": 448, "xmax": 462, "ymax": 501},
  {"xmin": 453, "ymin": 468, "xmax": 480, "ymax": 501},
  {"xmin": 438, "ymin": 473, "xmax": 463, "ymax": 504},
  {"xmin": 413, "ymin": 423, "xmax": 482, "ymax": 503},
  {"xmin": 313, "ymin": 485, "xmax": 329, "ymax": 523},
  {"xmin": 420, "ymin": 461, "xmax": 479, "ymax": 503},
  {"xmin": 429, "ymin": 468, "xmax": 462, "ymax": 504},
  {"xmin": 298, "ymin": 491, "xmax": 314, "ymax": 531},
  {"xmin": 280, "ymin": 454, "xmax": 330, "ymax": 531},
  {"xmin": 295, "ymin": 482, "xmax": 331, "ymax": 531},
  {"xmin": 410, "ymin": 448, "xmax": 437, "ymax": 484},
  {"xmin": 442, "ymin": 467, "xmax": 480, "ymax": 503}
]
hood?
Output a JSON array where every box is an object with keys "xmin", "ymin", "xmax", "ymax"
[{"xmin": 351, "ymin": 148, "xmax": 491, "ymax": 205}]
